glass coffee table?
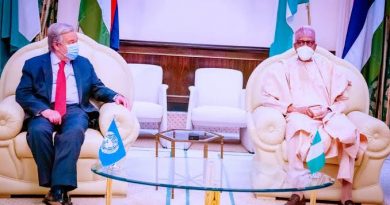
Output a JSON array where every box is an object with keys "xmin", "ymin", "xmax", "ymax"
[{"xmin": 91, "ymin": 149, "xmax": 334, "ymax": 205}]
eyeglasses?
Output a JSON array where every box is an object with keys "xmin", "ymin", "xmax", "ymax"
[{"xmin": 295, "ymin": 40, "xmax": 315, "ymax": 47}]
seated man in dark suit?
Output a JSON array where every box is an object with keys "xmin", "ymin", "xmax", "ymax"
[{"xmin": 15, "ymin": 23, "xmax": 129, "ymax": 205}]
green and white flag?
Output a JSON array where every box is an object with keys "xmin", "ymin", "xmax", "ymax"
[
  {"xmin": 1, "ymin": 0, "xmax": 39, "ymax": 74},
  {"xmin": 306, "ymin": 131, "xmax": 325, "ymax": 174},
  {"xmin": 18, "ymin": 0, "xmax": 40, "ymax": 41},
  {"xmin": 269, "ymin": 0, "xmax": 309, "ymax": 56},
  {"xmin": 78, "ymin": 0, "xmax": 110, "ymax": 47}
]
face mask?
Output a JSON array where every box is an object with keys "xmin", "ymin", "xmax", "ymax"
[
  {"xmin": 65, "ymin": 42, "xmax": 79, "ymax": 60},
  {"xmin": 296, "ymin": 45, "xmax": 314, "ymax": 61}
]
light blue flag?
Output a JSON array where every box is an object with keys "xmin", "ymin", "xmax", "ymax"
[
  {"xmin": 269, "ymin": 0, "xmax": 309, "ymax": 56},
  {"xmin": 306, "ymin": 130, "xmax": 325, "ymax": 174},
  {"xmin": 99, "ymin": 119, "xmax": 126, "ymax": 167}
]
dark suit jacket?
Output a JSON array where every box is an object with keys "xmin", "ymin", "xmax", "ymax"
[{"xmin": 16, "ymin": 52, "xmax": 117, "ymax": 119}]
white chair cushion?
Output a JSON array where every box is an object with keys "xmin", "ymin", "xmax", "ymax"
[
  {"xmin": 129, "ymin": 64, "xmax": 163, "ymax": 103},
  {"xmin": 133, "ymin": 101, "xmax": 163, "ymax": 122},
  {"xmin": 195, "ymin": 68, "xmax": 243, "ymax": 108},
  {"xmin": 191, "ymin": 106, "xmax": 246, "ymax": 127}
]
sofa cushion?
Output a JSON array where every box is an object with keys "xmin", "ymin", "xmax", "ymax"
[
  {"xmin": 15, "ymin": 129, "xmax": 103, "ymax": 158},
  {"xmin": 191, "ymin": 106, "xmax": 246, "ymax": 127},
  {"xmin": 133, "ymin": 101, "xmax": 163, "ymax": 123}
]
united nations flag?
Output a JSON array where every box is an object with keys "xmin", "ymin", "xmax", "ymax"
[{"xmin": 99, "ymin": 119, "xmax": 126, "ymax": 166}]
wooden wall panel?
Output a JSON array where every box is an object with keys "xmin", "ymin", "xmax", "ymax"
[{"xmin": 119, "ymin": 40, "xmax": 269, "ymax": 104}]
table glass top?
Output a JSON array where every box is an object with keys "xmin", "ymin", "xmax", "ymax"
[{"xmin": 91, "ymin": 149, "xmax": 334, "ymax": 192}]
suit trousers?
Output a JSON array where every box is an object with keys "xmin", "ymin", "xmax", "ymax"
[{"xmin": 26, "ymin": 104, "xmax": 88, "ymax": 191}]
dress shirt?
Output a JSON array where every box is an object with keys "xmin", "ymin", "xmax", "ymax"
[{"xmin": 50, "ymin": 53, "xmax": 80, "ymax": 104}]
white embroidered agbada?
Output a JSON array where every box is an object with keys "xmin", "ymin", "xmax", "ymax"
[{"xmin": 260, "ymin": 53, "xmax": 367, "ymax": 184}]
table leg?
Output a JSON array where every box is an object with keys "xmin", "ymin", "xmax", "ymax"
[
  {"xmin": 155, "ymin": 135, "xmax": 159, "ymax": 157},
  {"xmin": 220, "ymin": 139, "xmax": 224, "ymax": 159},
  {"xmin": 171, "ymin": 141, "xmax": 175, "ymax": 198},
  {"xmin": 204, "ymin": 191, "xmax": 220, "ymax": 205},
  {"xmin": 204, "ymin": 144, "xmax": 208, "ymax": 158},
  {"xmin": 171, "ymin": 141, "xmax": 175, "ymax": 157},
  {"xmin": 105, "ymin": 178, "xmax": 112, "ymax": 205},
  {"xmin": 310, "ymin": 191, "xmax": 317, "ymax": 205}
]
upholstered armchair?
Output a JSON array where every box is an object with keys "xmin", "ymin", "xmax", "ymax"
[
  {"xmin": 246, "ymin": 46, "xmax": 390, "ymax": 204},
  {"xmin": 186, "ymin": 68, "xmax": 253, "ymax": 152},
  {"xmin": 128, "ymin": 63, "xmax": 168, "ymax": 135},
  {"xmin": 0, "ymin": 33, "xmax": 140, "ymax": 196}
]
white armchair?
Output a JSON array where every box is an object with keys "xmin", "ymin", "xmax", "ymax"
[
  {"xmin": 129, "ymin": 64, "xmax": 168, "ymax": 135},
  {"xmin": 246, "ymin": 47, "xmax": 390, "ymax": 204},
  {"xmin": 185, "ymin": 68, "xmax": 253, "ymax": 152}
]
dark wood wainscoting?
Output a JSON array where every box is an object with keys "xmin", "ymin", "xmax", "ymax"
[{"xmin": 119, "ymin": 40, "xmax": 269, "ymax": 108}]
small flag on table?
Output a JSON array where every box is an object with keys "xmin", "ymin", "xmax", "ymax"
[
  {"xmin": 99, "ymin": 119, "xmax": 126, "ymax": 166},
  {"xmin": 306, "ymin": 130, "xmax": 325, "ymax": 174}
]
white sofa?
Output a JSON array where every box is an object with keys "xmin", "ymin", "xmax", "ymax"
[
  {"xmin": 0, "ymin": 33, "xmax": 140, "ymax": 196},
  {"xmin": 186, "ymin": 68, "xmax": 253, "ymax": 152},
  {"xmin": 129, "ymin": 63, "xmax": 168, "ymax": 135},
  {"xmin": 246, "ymin": 47, "xmax": 390, "ymax": 204}
]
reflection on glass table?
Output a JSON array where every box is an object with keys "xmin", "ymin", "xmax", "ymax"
[
  {"xmin": 91, "ymin": 150, "xmax": 334, "ymax": 205},
  {"xmin": 155, "ymin": 129, "xmax": 224, "ymax": 158}
]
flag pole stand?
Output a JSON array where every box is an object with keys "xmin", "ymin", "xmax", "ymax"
[
  {"xmin": 306, "ymin": 3, "xmax": 311, "ymax": 25},
  {"xmin": 109, "ymin": 162, "xmax": 120, "ymax": 170}
]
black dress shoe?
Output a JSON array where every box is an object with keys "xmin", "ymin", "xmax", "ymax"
[
  {"xmin": 61, "ymin": 191, "xmax": 72, "ymax": 205},
  {"xmin": 338, "ymin": 200, "xmax": 356, "ymax": 205},
  {"xmin": 343, "ymin": 200, "xmax": 355, "ymax": 205},
  {"xmin": 44, "ymin": 188, "xmax": 72, "ymax": 205},
  {"xmin": 285, "ymin": 194, "xmax": 306, "ymax": 205},
  {"xmin": 42, "ymin": 190, "xmax": 55, "ymax": 204}
]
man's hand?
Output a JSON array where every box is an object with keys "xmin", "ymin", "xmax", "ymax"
[
  {"xmin": 41, "ymin": 109, "xmax": 62, "ymax": 125},
  {"xmin": 287, "ymin": 105, "xmax": 314, "ymax": 118},
  {"xmin": 309, "ymin": 105, "xmax": 331, "ymax": 120},
  {"xmin": 114, "ymin": 95, "xmax": 132, "ymax": 110},
  {"xmin": 288, "ymin": 105, "xmax": 331, "ymax": 119}
]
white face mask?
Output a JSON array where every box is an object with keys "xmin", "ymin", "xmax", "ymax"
[
  {"xmin": 66, "ymin": 42, "xmax": 79, "ymax": 60},
  {"xmin": 296, "ymin": 45, "xmax": 315, "ymax": 61}
]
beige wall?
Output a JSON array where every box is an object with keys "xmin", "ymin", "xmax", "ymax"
[{"xmin": 58, "ymin": 0, "xmax": 353, "ymax": 53}]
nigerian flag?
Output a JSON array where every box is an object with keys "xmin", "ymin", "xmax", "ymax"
[
  {"xmin": 78, "ymin": 0, "xmax": 120, "ymax": 50},
  {"xmin": 269, "ymin": 0, "xmax": 309, "ymax": 56},
  {"xmin": 342, "ymin": 0, "xmax": 386, "ymax": 116},
  {"xmin": 306, "ymin": 131, "xmax": 325, "ymax": 174},
  {"xmin": 1, "ymin": 0, "xmax": 40, "ymax": 74}
]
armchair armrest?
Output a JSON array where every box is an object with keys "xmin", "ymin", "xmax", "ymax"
[
  {"xmin": 186, "ymin": 86, "xmax": 198, "ymax": 129},
  {"xmin": 158, "ymin": 84, "xmax": 169, "ymax": 131},
  {"xmin": 347, "ymin": 111, "xmax": 390, "ymax": 159},
  {"xmin": 99, "ymin": 103, "xmax": 140, "ymax": 150},
  {"xmin": 158, "ymin": 84, "xmax": 169, "ymax": 106},
  {"xmin": 248, "ymin": 106, "xmax": 286, "ymax": 152},
  {"xmin": 240, "ymin": 89, "xmax": 246, "ymax": 110},
  {"xmin": 0, "ymin": 95, "xmax": 25, "ymax": 140}
]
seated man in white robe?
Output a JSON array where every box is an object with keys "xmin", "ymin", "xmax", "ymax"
[{"xmin": 260, "ymin": 26, "xmax": 367, "ymax": 205}]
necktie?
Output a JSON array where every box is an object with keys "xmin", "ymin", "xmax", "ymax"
[{"xmin": 54, "ymin": 61, "xmax": 66, "ymax": 116}]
